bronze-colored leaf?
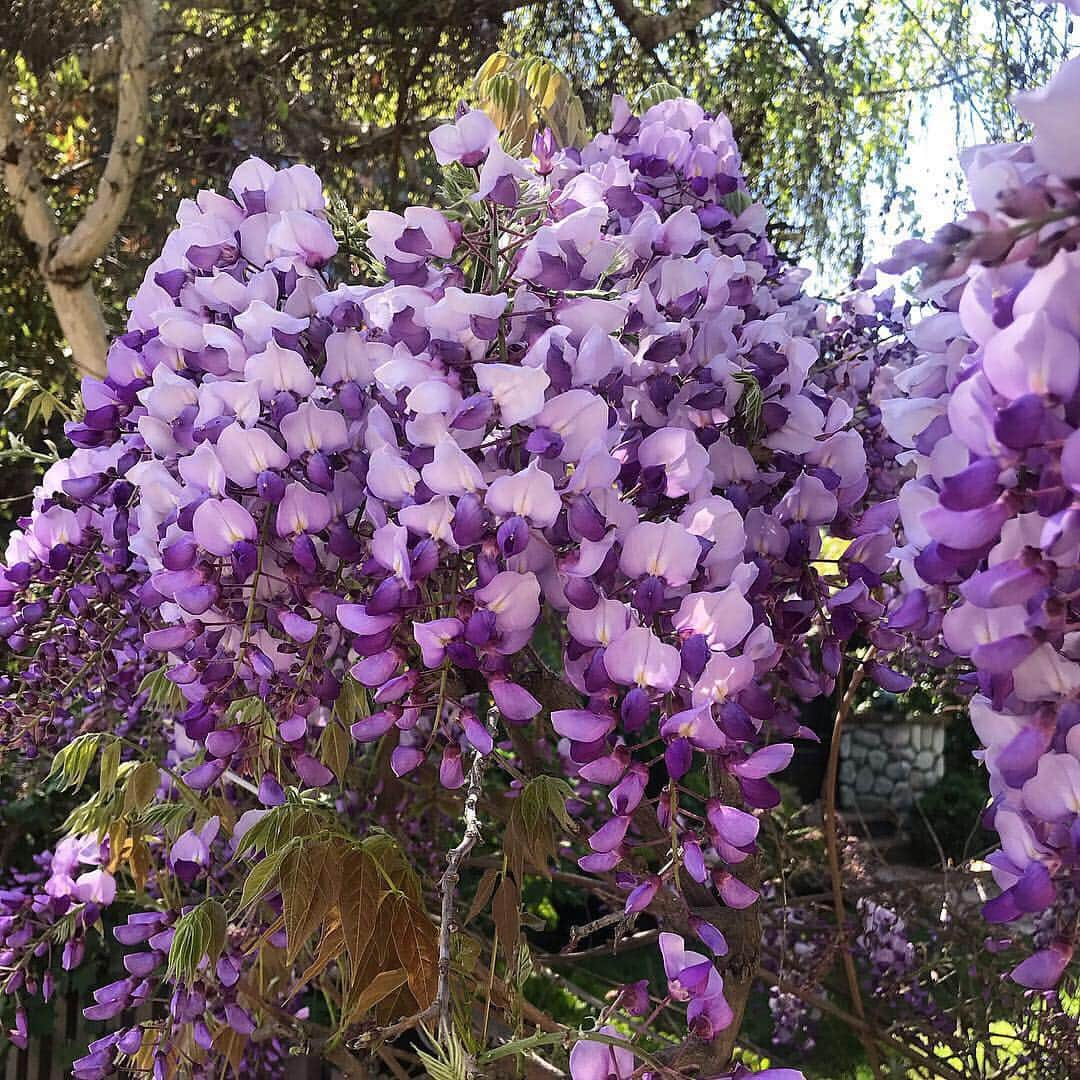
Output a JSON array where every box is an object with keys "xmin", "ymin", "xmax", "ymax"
[
  {"xmin": 376, "ymin": 982, "xmax": 416, "ymax": 1025},
  {"xmin": 212, "ymin": 1027, "xmax": 247, "ymax": 1075},
  {"xmin": 388, "ymin": 893, "xmax": 439, "ymax": 1009},
  {"xmin": 348, "ymin": 966, "xmax": 409, "ymax": 1018},
  {"xmin": 362, "ymin": 833, "xmax": 423, "ymax": 903},
  {"xmin": 491, "ymin": 876, "xmax": 520, "ymax": 962},
  {"xmin": 465, "ymin": 867, "xmax": 500, "ymax": 925},
  {"xmin": 339, "ymin": 845, "xmax": 384, "ymax": 971},
  {"xmin": 280, "ymin": 838, "xmax": 338, "ymax": 963},
  {"xmin": 289, "ymin": 914, "xmax": 344, "ymax": 996},
  {"xmin": 106, "ymin": 821, "xmax": 128, "ymax": 870},
  {"xmin": 128, "ymin": 837, "xmax": 151, "ymax": 893}
]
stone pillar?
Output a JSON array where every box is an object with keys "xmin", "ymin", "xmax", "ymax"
[{"xmin": 839, "ymin": 717, "xmax": 945, "ymax": 813}]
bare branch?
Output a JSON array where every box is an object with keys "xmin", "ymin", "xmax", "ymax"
[
  {"xmin": 437, "ymin": 718, "xmax": 494, "ymax": 1039},
  {"xmin": 53, "ymin": 0, "xmax": 156, "ymax": 272},
  {"xmin": 0, "ymin": 74, "xmax": 60, "ymax": 258},
  {"xmin": 608, "ymin": 0, "xmax": 730, "ymax": 50}
]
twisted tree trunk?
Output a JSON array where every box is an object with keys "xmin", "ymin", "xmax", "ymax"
[{"xmin": 0, "ymin": 0, "xmax": 156, "ymax": 380}]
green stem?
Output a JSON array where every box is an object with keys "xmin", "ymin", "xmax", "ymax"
[{"xmin": 477, "ymin": 1028, "xmax": 671, "ymax": 1074}]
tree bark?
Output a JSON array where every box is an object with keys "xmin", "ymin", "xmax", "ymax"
[
  {"xmin": 608, "ymin": 0, "xmax": 730, "ymax": 50},
  {"xmin": 41, "ymin": 278, "xmax": 112, "ymax": 380},
  {"xmin": 0, "ymin": 0, "xmax": 156, "ymax": 381}
]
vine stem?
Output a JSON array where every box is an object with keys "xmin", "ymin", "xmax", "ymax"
[
  {"xmin": 822, "ymin": 645, "xmax": 884, "ymax": 1079},
  {"xmin": 758, "ymin": 966, "xmax": 967, "ymax": 1080},
  {"xmin": 477, "ymin": 1028, "xmax": 675, "ymax": 1076},
  {"xmin": 436, "ymin": 716, "xmax": 494, "ymax": 1039}
]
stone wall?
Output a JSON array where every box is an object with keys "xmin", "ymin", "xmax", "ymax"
[{"xmin": 839, "ymin": 719, "xmax": 945, "ymax": 812}]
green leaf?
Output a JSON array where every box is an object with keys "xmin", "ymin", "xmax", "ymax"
[
  {"xmin": 123, "ymin": 761, "xmax": 161, "ymax": 814},
  {"xmin": 636, "ymin": 82, "xmax": 682, "ymax": 111},
  {"xmin": 416, "ymin": 1031, "xmax": 472, "ymax": 1080},
  {"xmin": 332, "ymin": 674, "xmax": 368, "ymax": 728},
  {"xmin": 232, "ymin": 800, "xmax": 325, "ymax": 861},
  {"xmin": 722, "ymin": 190, "xmax": 755, "ymax": 217},
  {"xmin": 48, "ymin": 734, "xmax": 114, "ymax": 792},
  {"xmin": 167, "ymin": 900, "xmax": 228, "ymax": 984},
  {"xmin": 733, "ymin": 369, "xmax": 764, "ymax": 440},
  {"xmin": 318, "ymin": 717, "xmax": 350, "ymax": 782},
  {"xmin": 99, "ymin": 740, "xmax": 121, "ymax": 797},
  {"xmin": 134, "ymin": 801, "xmax": 196, "ymax": 839},
  {"xmin": 238, "ymin": 847, "xmax": 287, "ymax": 912},
  {"xmin": 137, "ymin": 666, "xmax": 184, "ymax": 712}
]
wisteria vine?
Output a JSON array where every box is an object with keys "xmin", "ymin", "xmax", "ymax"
[{"xmin": 0, "ymin": 40, "xmax": 1077, "ymax": 1080}]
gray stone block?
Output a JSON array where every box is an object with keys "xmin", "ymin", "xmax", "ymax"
[
  {"xmin": 867, "ymin": 748, "xmax": 888, "ymax": 770},
  {"xmin": 915, "ymin": 750, "xmax": 935, "ymax": 771},
  {"xmin": 873, "ymin": 776, "xmax": 894, "ymax": 796},
  {"xmin": 883, "ymin": 725, "xmax": 909, "ymax": 747},
  {"xmin": 840, "ymin": 761, "xmax": 856, "ymax": 783},
  {"xmin": 855, "ymin": 766, "xmax": 874, "ymax": 794}
]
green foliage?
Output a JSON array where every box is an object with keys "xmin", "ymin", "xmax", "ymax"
[
  {"xmin": 733, "ymin": 369, "xmax": 764, "ymax": 442},
  {"xmin": 909, "ymin": 772, "xmax": 993, "ymax": 866},
  {"xmin": 166, "ymin": 899, "xmax": 228, "ymax": 984},
  {"xmin": 474, "ymin": 51, "xmax": 587, "ymax": 148},
  {"xmin": 506, "ymin": 774, "xmax": 574, "ymax": 880},
  {"xmin": 137, "ymin": 666, "xmax": 185, "ymax": 713},
  {"xmin": 132, "ymin": 799, "xmax": 196, "ymax": 839},
  {"xmin": 636, "ymin": 81, "xmax": 682, "ymax": 111},
  {"xmin": 416, "ymin": 1031, "xmax": 473, "ymax": 1080},
  {"xmin": 46, "ymin": 732, "xmax": 117, "ymax": 792},
  {"xmin": 0, "ymin": 371, "xmax": 77, "ymax": 426}
]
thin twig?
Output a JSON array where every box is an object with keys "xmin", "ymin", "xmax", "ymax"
[
  {"xmin": 436, "ymin": 717, "xmax": 494, "ymax": 1039},
  {"xmin": 822, "ymin": 647, "xmax": 884, "ymax": 1079}
]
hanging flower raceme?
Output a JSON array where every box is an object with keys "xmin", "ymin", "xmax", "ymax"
[
  {"xmin": 0, "ymin": 88, "xmax": 902, "ymax": 1078},
  {"xmin": 879, "ymin": 55, "xmax": 1080, "ymax": 990}
]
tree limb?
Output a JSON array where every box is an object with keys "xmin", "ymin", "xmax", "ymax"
[
  {"xmin": 0, "ymin": 75, "xmax": 60, "ymax": 257},
  {"xmin": 436, "ymin": 723, "xmax": 493, "ymax": 1038},
  {"xmin": 608, "ymin": 0, "xmax": 730, "ymax": 51},
  {"xmin": 0, "ymin": 0, "xmax": 156, "ymax": 379},
  {"xmin": 52, "ymin": 0, "xmax": 156, "ymax": 273}
]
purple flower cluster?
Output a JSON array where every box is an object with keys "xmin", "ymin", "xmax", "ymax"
[
  {"xmin": 0, "ymin": 85, "xmax": 914, "ymax": 1077},
  {"xmin": 0, "ymin": 835, "xmax": 115, "ymax": 1035},
  {"xmin": 880, "ymin": 56, "xmax": 1080, "ymax": 990}
]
